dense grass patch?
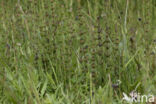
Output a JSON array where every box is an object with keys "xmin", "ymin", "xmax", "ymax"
[{"xmin": 0, "ymin": 0, "xmax": 155, "ymax": 104}]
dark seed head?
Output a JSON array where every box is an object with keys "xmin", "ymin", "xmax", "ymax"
[
  {"xmin": 120, "ymin": 11, "xmax": 123, "ymax": 15},
  {"xmin": 118, "ymin": 16, "xmax": 121, "ymax": 19},
  {"xmin": 130, "ymin": 36, "xmax": 135, "ymax": 43},
  {"xmin": 150, "ymin": 52, "xmax": 155, "ymax": 55},
  {"xmin": 138, "ymin": 18, "xmax": 142, "ymax": 21},
  {"xmin": 97, "ymin": 16, "xmax": 101, "ymax": 20},
  {"xmin": 35, "ymin": 53, "xmax": 39, "ymax": 61},
  {"xmin": 98, "ymin": 43, "xmax": 103, "ymax": 47},
  {"xmin": 6, "ymin": 43, "xmax": 10, "ymax": 49},
  {"xmin": 106, "ymin": 46, "xmax": 109, "ymax": 50},
  {"xmin": 97, "ymin": 35, "xmax": 102, "ymax": 40},
  {"xmin": 75, "ymin": 16, "xmax": 79, "ymax": 20},
  {"xmin": 91, "ymin": 63, "xmax": 95, "ymax": 68},
  {"xmin": 112, "ymin": 84, "xmax": 119, "ymax": 89},
  {"xmin": 84, "ymin": 45, "xmax": 88, "ymax": 49}
]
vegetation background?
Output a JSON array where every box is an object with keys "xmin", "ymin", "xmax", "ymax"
[{"xmin": 0, "ymin": 0, "xmax": 155, "ymax": 104}]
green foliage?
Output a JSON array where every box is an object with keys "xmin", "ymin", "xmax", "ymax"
[{"xmin": 0, "ymin": 0, "xmax": 155, "ymax": 104}]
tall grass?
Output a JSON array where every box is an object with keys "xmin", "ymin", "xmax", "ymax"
[{"xmin": 0, "ymin": 0, "xmax": 155, "ymax": 104}]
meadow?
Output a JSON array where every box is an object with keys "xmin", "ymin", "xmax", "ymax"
[{"xmin": 0, "ymin": 0, "xmax": 155, "ymax": 104}]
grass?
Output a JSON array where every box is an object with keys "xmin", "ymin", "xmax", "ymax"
[{"xmin": 0, "ymin": 0, "xmax": 155, "ymax": 104}]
